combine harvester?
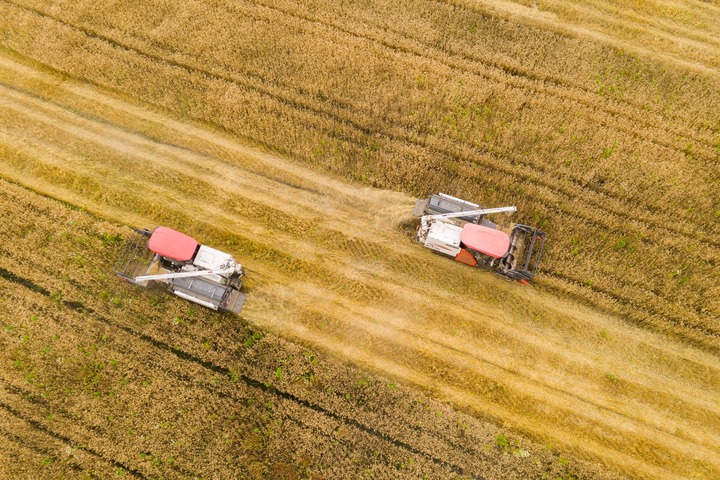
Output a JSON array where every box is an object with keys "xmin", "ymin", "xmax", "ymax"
[
  {"xmin": 114, "ymin": 227, "xmax": 247, "ymax": 313},
  {"xmin": 413, "ymin": 193, "xmax": 547, "ymax": 282}
]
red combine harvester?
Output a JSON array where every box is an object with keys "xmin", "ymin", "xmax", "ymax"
[
  {"xmin": 114, "ymin": 227, "xmax": 247, "ymax": 313},
  {"xmin": 413, "ymin": 193, "xmax": 547, "ymax": 281}
]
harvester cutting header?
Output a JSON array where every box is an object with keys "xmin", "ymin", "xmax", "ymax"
[
  {"xmin": 413, "ymin": 193, "xmax": 547, "ymax": 281},
  {"xmin": 114, "ymin": 227, "xmax": 247, "ymax": 313}
]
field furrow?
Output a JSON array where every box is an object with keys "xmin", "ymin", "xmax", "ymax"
[
  {"xmin": 249, "ymin": 0, "xmax": 717, "ymax": 148},
  {"xmin": 10, "ymin": 0, "xmax": 718, "ymax": 234},
  {"xmin": 0, "ymin": 396, "xmax": 146, "ymax": 478},
  {"xmin": 0, "ymin": 43, "xmax": 718, "ymax": 478},
  {"xmin": 1, "ymin": 65, "xmax": 716, "ymax": 352},
  {"xmin": 0, "ymin": 29, "xmax": 716, "ymax": 342}
]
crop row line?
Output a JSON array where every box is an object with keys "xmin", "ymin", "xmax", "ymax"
[
  {"xmin": 0, "ymin": 265, "xmax": 478, "ymax": 478},
  {"xmin": 284, "ymin": 291, "xmax": 720, "ymax": 454},
  {"xmin": 0, "ymin": 424, "xmax": 85, "ymax": 474},
  {"xmin": 544, "ymin": 271, "xmax": 720, "ymax": 353},
  {"xmin": 429, "ymin": 0, "xmax": 720, "ymax": 130},
  {"xmin": 94, "ymin": 314, "xmax": 471, "ymax": 477},
  {"xmin": 537, "ymin": 0, "xmax": 720, "ymax": 55},
  {"xmin": 2, "ymin": 0, "xmax": 367, "ymax": 135},
  {"xmin": 415, "ymin": 326, "xmax": 702, "ymax": 439},
  {"xmin": 0, "ymin": 399, "xmax": 146, "ymax": 478},
  {"xmin": 246, "ymin": 0, "xmax": 716, "ymax": 149},
  {"xmin": 0, "ymin": 362, "xmax": 237, "ymax": 478},
  {"xmin": 5, "ymin": 0, "xmax": 717, "ymax": 246}
]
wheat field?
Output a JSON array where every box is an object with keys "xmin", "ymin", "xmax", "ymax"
[{"xmin": 1, "ymin": 0, "xmax": 719, "ymax": 478}]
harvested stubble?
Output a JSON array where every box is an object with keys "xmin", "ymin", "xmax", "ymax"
[
  {"xmin": 1, "ymin": 0, "xmax": 720, "ymax": 478},
  {"xmin": 0, "ymin": 179, "xmax": 621, "ymax": 479},
  {"xmin": 1, "ymin": 0, "xmax": 718, "ymax": 352},
  {"xmin": 0, "ymin": 53, "xmax": 719, "ymax": 479}
]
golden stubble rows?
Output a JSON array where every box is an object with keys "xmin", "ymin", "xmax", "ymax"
[
  {"xmin": 1, "ymin": 0, "xmax": 718, "ymax": 352},
  {"xmin": 0, "ymin": 51, "xmax": 719, "ymax": 478},
  {"xmin": 0, "ymin": 180, "xmax": 627, "ymax": 479}
]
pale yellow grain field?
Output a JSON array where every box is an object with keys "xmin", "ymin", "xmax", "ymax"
[{"xmin": 1, "ymin": 0, "xmax": 719, "ymax": 478}]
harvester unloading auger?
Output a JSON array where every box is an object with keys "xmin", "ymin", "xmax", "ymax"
[
  {"xmin": 413, "ymin": 193, "xmax": 547, "ymax": 281},
  {"xmin": 114, "ymin": 227, "xmax": 247, "ymax": 313}
]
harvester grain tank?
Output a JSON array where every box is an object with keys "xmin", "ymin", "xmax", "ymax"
[
  {"xmin": 114, "ymin": 227, "xmax": 247, "ymax": 313},
  {"xmin": 413, "ymin": 193, "xmax": 547, "ymax": 281}
]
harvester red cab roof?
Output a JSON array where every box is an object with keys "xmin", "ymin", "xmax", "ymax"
[
  {"xmin": 148, "ymin": 227, "xmax": 199, "ymax": 262},
  {"xmin": 460, "ymin": 224, "xmax": 510, "ymax": 258}
]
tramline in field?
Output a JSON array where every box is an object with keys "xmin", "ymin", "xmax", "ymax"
[
  {"xmin": 114, "ymin": 227, "xmax": 247, "ymax": 313},
  {"xmin": 413, "ymin": 193, "xmax": 547, "ymax": 282}
]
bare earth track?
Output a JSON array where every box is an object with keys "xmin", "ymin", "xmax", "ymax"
[{"xmin": 0, "ymin": 44, "xmax": 719, "ymax": 480}]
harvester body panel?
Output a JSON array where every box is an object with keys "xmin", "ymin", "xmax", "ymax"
[
  {"xmin": 424, "ymin": 222, "xmax": 463, "ymax": 256},
  {"xmin": 170, "ymin": 276, "xmax": 247, "ymax": 314},
  {"xmin": 193, "ymin": 245, "xmax": 236, "ymax": 276},
  {"xmin": 114, "ymin": 227, "xmax": 247, "ymax": 313}
]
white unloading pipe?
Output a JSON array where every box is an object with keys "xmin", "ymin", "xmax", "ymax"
[
  {"xmin": 133, "ymin": 266, "xmax": 236, "ymax": 283},
  {"xmin": 423, "ymin": 206, "xmax": 517, "ymax": 222}
]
